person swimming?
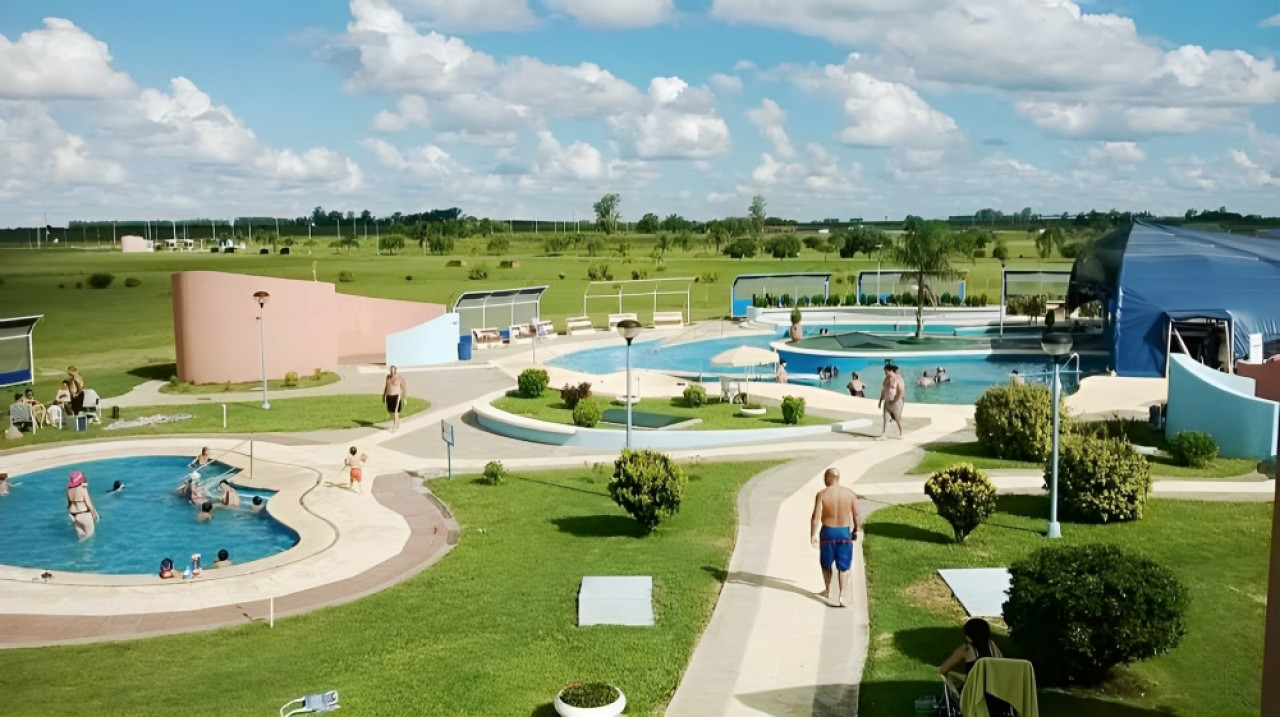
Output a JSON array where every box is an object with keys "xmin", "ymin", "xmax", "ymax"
[
  {"xmin": 196, "ymin": 500, "xmax": 214, "ymax": 522},
  {"xmin": 191, "ymin": 447, "xmax": 212, "ymax": 468},
  {"xmin": 250, "ymin": 495, "xmax": 265, "ymax": 513},
  {"xmin": 176, "ymin": 472, "xmax": 207, "ymax": 504},
  {"xmin": 213, "ymin": 549, "xmax": 232, "ymax": 569},
  {"xmin": 107, "ymin": 480, "xmax": 125, "ymax": 493},
  {"xmin": 0, "ymin": 473, "xmax": 9, "ymax": 497},
  {"xmin": 217, "ymin": 480, "xmax": 240, "ymax": 508},
  {"xmin": 159, "ymin": 557, "xmax": 181, "ymax": 579}
]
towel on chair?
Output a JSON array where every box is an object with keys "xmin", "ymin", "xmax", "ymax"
[{"xmin": 961, "ymin": 658, "xmax": 1038, "ymax": 717}]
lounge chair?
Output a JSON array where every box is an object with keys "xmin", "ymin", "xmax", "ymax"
[
  {"xmin": 280, "ymin": 690, "xmax": 339, "ymax": 717},
  {"xmin": 941, "ymin": 657, "xmax": 1037, "ymax": 717},
  {"xmin": 81, "ymin": 389, "xmax": 101, "ymax": 423},
  {"xmin": 45, "ymin": 404, "xmax": 63, "ymax": 429},
  {"xmin": 9, "ymin": 402, "xmax": 36, "ymax": 433}
]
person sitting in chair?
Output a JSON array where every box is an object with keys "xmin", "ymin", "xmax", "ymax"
[{"xmin": 9, "ymin": 394, "xmax": 33, "ymax": 431}]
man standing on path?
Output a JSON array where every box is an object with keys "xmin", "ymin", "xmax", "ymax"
[
  {"xmin": 811, "ymin": 467, "xmax": 861, "ymax": 607},
  {"xmin": 382, "ymin": 365, "xmax": 407, "ymax": 432},
  {"xmin": 877, "ymin": 364, "xmax": 905, "ymax": 439}
]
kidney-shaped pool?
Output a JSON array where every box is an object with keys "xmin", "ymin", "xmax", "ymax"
[{"xmin": 0, "ymin": 455, "xmax": 299, "ymax": 575}]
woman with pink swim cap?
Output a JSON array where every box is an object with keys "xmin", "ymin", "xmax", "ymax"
[{"xmin": 65, "ymin": 471, "xmax": 99, "ymax": 540}]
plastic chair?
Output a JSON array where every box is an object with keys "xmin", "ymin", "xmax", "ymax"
[
  {"xmin": 280, "ymin": 690, "xmax": 339, "ymax": 717},
  {"xmin": 80, "ymin": 389, "xmax": 101, "ymax": 423},
  {"xmin": 46, "ymin": 405, "xmax": 63, "ymax": 429},
  {"xmin": 9, "ymin": 402, "xmax": 36, "ymax": 434}
]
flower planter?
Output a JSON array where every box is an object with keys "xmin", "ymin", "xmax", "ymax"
[
  {"xmin": 554, "ymin": 686, "xmax": 626, "ymax": 717},
  {"xmin": 739, "ymin": 406, "xmax": 766, "ymax": 417}
]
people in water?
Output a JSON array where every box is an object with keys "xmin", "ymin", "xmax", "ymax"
[
  {"xmin": 196, "ymin": 500, "xmax": 214, "ymax": 522},
  {"xmin": 176, "ymin": 472, "xmax": 207, "ymax": 504},
  {"xmin": 217, "ymin": 480, "xmax": 240, "ymax": 508},
  {"xmin": 934, "ymin": 367, "xmax": 950, "ymax": 383},
  {"xmin": 846, "ymin": 373, "xmax": 866, "ymax": 397},
  {"xmin": 191, "ymin": 447, "xmax": 212, "ymax": 468},
  {"xmin": 159, "ymin": 557, "xmax": 181, "ymax": 579},
  {"xmin": 107, "ymin": 480, "xmax": 125, "ymax": 493},
  {"xmin": 917, "ymin": 370, "xmax": 935, "ymax": 388},
  {"xmin": 66, "ymin": 471, "xmax": 99, "ymax": 540},
  {"xmin": 0, "ymin": 473, "xmax": 9, "ymax": 497},
  {"xmin": 250, "ymin": 495, "xmax": 265, "ymax": 513},
  {"xmin": 213, "ymin": 549, "xmax": 232, "ymax": 569}
]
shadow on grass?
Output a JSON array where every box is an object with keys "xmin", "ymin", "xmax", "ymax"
[
  {"xmin": 700, "ymin": 566, "xmax": 827, "ymax": 603},
  {"xmin": 550, "ymin": 515, "xmax": 646, "ymax": 538},
  {"xmin": 127, "ymin": 362, "xmax": 177, "ymax": 382},
  {"xmin": 516, "ymin": 475, "xmax": 608, "ymax": 498},
  {"xmin": 857, "ymin": 680, "xmax": 1176, "ymax": 717},
  {"xmin": 919, "ymin": 440, "xmax": 988, "ymax": 456},
  {"xmin": 891, "ymin": 626, "xmax": 962, "ymax": 665},
  {"xmin": 995, "ymin": 493, "xmax": 1048, "ymax": 519},
  {"xmin": 737, "ymin": 683, "xmax": 859, "ymax": 717},
  {"xmin": 529, "ymin": 702, "xmax": 557, "ymax": 717},
  {"xmin": 863, "ymin": 521, "xmax": 952, "ymax": 545}
]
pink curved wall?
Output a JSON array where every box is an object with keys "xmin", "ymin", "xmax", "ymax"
[{"xmin": 173, "ymin": 271, "xmax": 443, "ymax": 384}]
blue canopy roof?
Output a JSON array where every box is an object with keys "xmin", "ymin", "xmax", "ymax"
[{"xmin": 1067, "ymin": 222, "xmax": 1280, "ymax": 377}]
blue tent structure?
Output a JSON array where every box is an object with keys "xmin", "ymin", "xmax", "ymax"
[{"xmin": 1066, "ymin": 222, "xmax": 1280, "ymax": 377}]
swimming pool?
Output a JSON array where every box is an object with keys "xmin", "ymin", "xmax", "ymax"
[
  {"xmin": 0, "ymin": 456, "xmax": 299, "ymax": 575},
  {"xmin": 548, "ymin": 333, "xmax": 1107, "ymax": 405}
]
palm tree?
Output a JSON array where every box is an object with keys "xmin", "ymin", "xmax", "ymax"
[{"xmin": 885, "ymin": 221, "xmax": 964, "ymax": 339}]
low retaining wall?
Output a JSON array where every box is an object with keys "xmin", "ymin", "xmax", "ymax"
[{"xmin": 472, "ymin": 402, "xmax": 870, "ymax": 450}]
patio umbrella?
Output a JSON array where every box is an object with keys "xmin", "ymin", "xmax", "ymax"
[{"xmin": 710, "ymin": 345, "xmax": 778, "ymax": 403}]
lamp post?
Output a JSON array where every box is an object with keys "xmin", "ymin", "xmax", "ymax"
[
  {"xmin": 616, "ymin": 319, "xmax": 643, "ymax": 449},
  {"xmin": 254, "ymin": 291, "xmax": 271, "ymax": 410},
  {"xmin": 875, "ymin": 243, "xmax": 883, "ymax": 305},
  {"xmin": 1041, "ymin": 331, "xmax": 1074, "ymax": 538}
]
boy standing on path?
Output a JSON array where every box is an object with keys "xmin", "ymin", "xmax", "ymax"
[{"xmin": 810, "ymin": 467, "xmax": 861, "ymax": 607}]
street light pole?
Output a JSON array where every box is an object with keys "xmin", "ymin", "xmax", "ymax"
[
  {"xmin": 254, "ymin": 291, "xmax": 272, "ymax": 410},
  {"xmin": 875, "ymin": 243, "xmax": 883, "ymax": 306},
  {"xmin": 616, "ymin": 319, "xmax": 643, "ymax": 449},
  {"xmin": 1042, "ymin": 331, "xmax": 1074, "ymax": 538}
]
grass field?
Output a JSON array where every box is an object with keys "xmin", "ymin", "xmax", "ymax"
[
  {"xmin": 2, "ymin": 395, "xmax": 428, "ymax": 448},
  {"xmin": 160, "ymin": 371, "xmax": 341, "ymax": 394},
  {"xmin": 492, "ymin": 392, "xmax": 834, "ymax": 430},
  {"xmin": 0, "ymin": 231, "xmax": 1065, "ymax": 399},
  {"xmin": 860, "ymin": 496, "xmax": 1271, "ymax": 717},
  {"xmin": 0, "ymin": 460, "xmax": 777, "ymax": 716}
]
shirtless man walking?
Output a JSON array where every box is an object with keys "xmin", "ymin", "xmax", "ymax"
[
  {"xmin": 382, "ymin": 365, "xmax": 407, "ymax": 432},
  {"xmin": 810, "ymin": 467, "xmax": 861, "ymax": 607},
  {"xmin": 877, "ymin": 364, "xmax": 905, "ymax": 439}
]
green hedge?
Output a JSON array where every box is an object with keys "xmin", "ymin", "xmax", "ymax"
[
  {"xmin": 974, "ymin": 383, "xmax": 1068, "ymax": 461},
  {"xmin": 1055, "ymin": 436, "xmax": 1152, "ymax": 523},
  {"xmin": 608, "ymin": 449, "xmax": 687, "ymax": 534},
  {"xmin": 517, "ymin": 368, "xmax": 550, "ymax": 398},
  {"xmin": 923, "ymin": 463, "xmax": 997, "ymax": 543},
  {"xmin": 572, "ymin": 399, "xmax": 602, "ymax": 428},
  {"xmin": 1168, "ymin": 430, "xmax": 1218, "ymax": 467}
]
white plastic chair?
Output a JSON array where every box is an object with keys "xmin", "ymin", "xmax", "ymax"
[
  {"xmin": 280, "ymin": 690, "xmax": 339, "ymax": 717},
  {"xmin": 46, "ymin": 405, "xmax": 63, "ymax": 429},
  {"xmin": 9, "ymin": 402, "xmax": 36, "ymax": 433},
  {"xmin": 81, "ymin": 389, "xmax": 101, "ymax": 423}
]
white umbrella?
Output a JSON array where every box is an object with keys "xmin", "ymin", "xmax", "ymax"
[{"xmin": 710, "ymin": 345, "xmax": 778, "ymax": 404}]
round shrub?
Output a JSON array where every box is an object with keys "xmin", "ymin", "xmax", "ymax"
[
  {"xmin": 481, "ymin": 460, "xmax": 507, "ymax": 485},
  {"xmin": 1168, "ymin": 430, "xmax": 1218, "ymax": 468},
  {"xmin": 74, "ymin": 281, "xmax": 83, "ymax": 289},
  {"xmin": 283, "ymin": 371, "xmax": 299, "ymax": 387},
  {"xmin": 559, "ymin": 381, "xmax": 592, "ymax": 408},
  {"xmin": 87, "ymin": 273, "xmax": 114, "ymax": 289},
  {"xmin": 467, "ymin": 263, "xmax": 489, "ymax": 280},
  {"xmin": 516, "ymin": 368, "xmax": 550, "ymax": 398},
  {"xmin": 923, "ymin": 463, "xmax": 997, "ymax": 543},
  {"xmin": 974, "ymin": 383, "xmax": 1069, "ymax": 462},
  {"xmin": 405, "ymin": 275, "xmax": 413, "ymax": 281},
  {"xmin": 683, "ymin": 384, "xmax": 706, "ymax": 408},
  {"xmin": 337, "ymin": 270, "xmax": 354, "ymax": 283},
  {"xmin": 123, "ymin": 277, "xmax": 141, "ymax": 288},
  {"xmin": 781, "ymin": 395, "xmax": 806, "ymax": 425},
  {"xmin": 572, "ymin": 398, "xmax": 602, "ymax": 428},
  {"xmin": 1004, "ymin": 543, "xmax": 1190, "ymax": 686},
  {"xmin": 1055, "ymin": 436, "xmax": 1152, "ymax": 523},
  {"xmin": 609, "ymin": 449, "xmax": 687, "ymax": 534}
]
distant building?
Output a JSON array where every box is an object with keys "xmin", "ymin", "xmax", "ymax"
[{"xmin": 120, "ymin": 235, "xmax": 153, "ymax": 253}]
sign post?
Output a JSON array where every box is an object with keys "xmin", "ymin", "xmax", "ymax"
[{"xmin": 441, "ymin": 420, "xmax": 455, "ymax": 479}]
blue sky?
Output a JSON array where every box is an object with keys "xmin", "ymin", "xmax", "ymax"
[{"xmin": 2, "ymin": 0, "xmax": 1279, "ymax": 226}]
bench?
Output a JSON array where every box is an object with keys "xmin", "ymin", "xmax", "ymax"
[
  {"xmin": 608, "ymin": 313, "xmax": 639, "ymax": 330},
  {"xmin": 508, "ymin": 324, "xmax": 534, "ymax": 345},
  {"xmin": 533, "ymin": 320, "xmax": 557, "ymax": 339},
  {"xmin": 471, "ymin": 328, "xmax": 504, "ymax": 349},
  {"xmin": 565, "ymin": 316, "xmax": 595, "ymax": 336},
  {"xmin": 653, "ymin": 311, "xmax": 684, "ymax": 329}
]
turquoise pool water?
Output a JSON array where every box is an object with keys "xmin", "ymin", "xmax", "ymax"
[
  {"xmin": 0, "ymin": 456, "xmax": 298, "ymax": 575},
  {"xmin": 548, "ymin": 332, "xmax": 1105, "ymax": 405}
]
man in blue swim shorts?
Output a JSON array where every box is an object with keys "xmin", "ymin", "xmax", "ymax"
[{"xmin": 810, "ymin": 467, "xmax": 862, "ymax": 607}]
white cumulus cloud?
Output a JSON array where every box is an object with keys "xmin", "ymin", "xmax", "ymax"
[
  {"xmin": 746, "ymin": 98, "xmax": 795, "ymax": 158},
  {"xmin": 0, "ymin": 18, "xmax": 137, "ymax": 100},
  {"xmin": 546, "ymin": 0, "xmax": 674, "ymax": 28},
  {"xmin": 610, "ymin": 77, "xmax": 732, "ymax": 159},
  {"xmin": 386, "ymin": 0, "xmax": 537, "ymax": 31}
]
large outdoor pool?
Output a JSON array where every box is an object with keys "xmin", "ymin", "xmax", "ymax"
[
  {"xmin": 549, "ymin": 332, "xmax": 1106, "ymax": 405},
  {"xmin": 0, "ymin": 456, "xmax": 299, "ymax": 575}
]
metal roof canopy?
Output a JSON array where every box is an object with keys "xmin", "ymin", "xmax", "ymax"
[
  {"xmin": 855, "ymin": 269, "xmax": 968, "ymax": 306},
  {"xmin": 0, "ymin": 314, "xmax": 43, "ymax": 388},
  {"xmin": 1000, "ymin": 269, "xmax": 1072, "ymax": 335},
  {"xmin": 731, "ymin": 273, "xmax": 832, "ymax": 315},
  {"xmin": 583, "ymin": 276, "xmax": 696, "ymax": 323},
  {"xmin": 452, "ymin": 286, "xmax": 548, "ymax": 334}
]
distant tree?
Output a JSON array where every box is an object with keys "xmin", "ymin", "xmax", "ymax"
[
  {"xmin": 656, "ymin": 233, "xmax": 671, "ymax": 254},
  {"xmin": 360, "ymin": 209, "xmax": 373, "ymax": 222},
  {"xmin": 1036, "ymin": 226, "xmax": 1066, "ymax": 259},
  {"xmin": 487, "ymin": 235, "xmax": 511, "ymax": 255},
  {"xmin": 723, "ymin": 236, "xmax": 758, "ymax": 260},
  {"xmin": 903, "ymin": 215, "xmax": 925, "ymax": 234},
  {"xmin": 748, "ymin": 195, "xmax": 767, "ymax": 235},
  {"xmin": 1184, "ymin": 208, "xmax": 1198, "ymax": 220},
  {"xmin": 311, "ymin": 206, "xmax": 326, "ymax": 224},
  {"xmin": 839, "ymin": 226, "xmax": 887, "ymax": 259},
  {"xmin": 661, "ymin": 213, "xmax": 691, "ymax": 233},
  {"xmin": 766, "ymin": 235, "xmax": 801, "ymax": 259},
  {"xmin": 885, "ymin": 221, "xmax": 964, "ymax": 339},
  {"xmin": 594, "ymin": 193, "xmax": 621, "ymax": 235},
  {"xmin": 381, "ymin": 232, "xmax": 406, "ymax": 254},
  {"xmin": 586, "ymin": 237, "xmax": 607, "ymax": 257},
  {"xmin": 817, "ymin": 236, "xmax": 839, "ymax": 260},
  {"xmin": 675, "ymin": 231, "xmax": 692, "ymax": 252},
  {"xmin": 543, "ymin": 234, "xmax": 570, "ymax": 255},
  {"xmin": 636, "ymin": 212, "xmax": 660, "ymax": 234}
]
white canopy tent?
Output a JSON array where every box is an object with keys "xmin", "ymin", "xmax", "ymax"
[{"xmin": 452, "ymin": 286, "xmax": 548, "ymax": 335}]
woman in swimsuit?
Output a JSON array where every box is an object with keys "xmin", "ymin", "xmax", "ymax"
[
  {"xmin": 191, "ymin": 447, "xmax": 212, "ymax": 468},
  {"xmin": 65, "ymin": 471, "xmax": 99, "ymax": 540}
]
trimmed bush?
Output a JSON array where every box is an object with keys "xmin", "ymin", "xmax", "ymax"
[
  {"xmin": 844, "ymin": 292, "xmax": 858, "ymax": 306},
  {"xmin": 1055, "ymin": 436, "xmax": 1152, "ymax": 522},
  {"xmin": 682, "ymin": 384, "xmax": 707, "ymax": 408},
  {"xmin": 1168, "ymin": 430, "xmax": 1218, "ymax": 467},
  {"xmin": 87, "ymin": 273, "xmax": 114, "ymax": 289},
  {"xmin": 559, "ymin": 381, "xmax": 592, "ymax": 408},
  {"xmin": 123, "ymin": 277, "xmax": 141, "ymax": 288},
  {"xmin": 974, "ymin": 383, "xmax": 1068, "ymax": 462},
  {"xmin": 445, "ymin": 260, "xmax": 467, "ymax": 267},
  {"xmin": 572, "ymin": 398, "xmax": 602, "ymax": 428},
  {"xmin": 516, "ymin": 368, "xmax": 550, "ymax": 398},
  {"xmin": 780, "ymin": 293, "xmax": 793, "ymax": 307},
  {"xmin": 789, "ymin": 306, "xmax": 802, "ymax": 325},
  {"xmin": 780, "ymin": 395, "xmax": 806, "ymax": 424},
  {"xmin": 284, "ymin": 371, "xmax": 299, "ymax": 387},
  {"xmin": 559, "ymin": 683, "xmax": 620, "ymax": 709},
  {"xmin": 825, "ymin": 294, "xmax": 841, "ymax": 307},
  {"xmin": 480, "ymin": 460, "xmax": 507, "ymax": 485},
  {"xmin": 405, "ymin": 275, "xmax": 413, "ymax": 281},
  {"xmin": 1004, "ymin": 543, "xmax": 1190, "ymax": 686},
  {"xmin": 467, "ymin": 263, "xmax": 489, "ymax": 280},
  {"xmin": 337, "ymin": 270, "xmax": 354, "ymax": 283},
  {"xmin": 608, "ymin": 448, "xmax": 687, "ymax": 534},
  {"xmin": 923, "ymin": 463, "xmax": 997, "ymax": 543}
]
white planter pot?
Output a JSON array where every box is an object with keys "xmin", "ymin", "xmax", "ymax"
[
  {"xmin": 739, "ymin": 406, "xmax": 766, "ymax": 417},
  {"xmin": 554, "ymin": 688, "xmax": 626, "ymax": 717}
]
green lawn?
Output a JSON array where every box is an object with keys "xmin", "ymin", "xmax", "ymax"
[
  {"xmin": 492, "ymin": 392, "xmax": 835, "ymax": 430},
  {"xmin": 860, "ymin": 496, "xmax": 1271, "ymax": 717},
  {"xmin": 1, "ymin": 395, "xmax": 428, "ymax": 448},
  {"xmin": 0, "ymin": 460, "xmax": 778, "ymax": 716},
  {"xmin": 161, "ymin": 371, "xmax": 341, "ymax": 394},
  {"xmin": 909, "ymin": 440, "xmax": 1260, "ymax": 479},
  {"xmin": 0, "ymin": 233, "xmax": 1064, "ymax": 398}
]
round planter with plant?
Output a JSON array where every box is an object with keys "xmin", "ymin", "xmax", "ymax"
[
  {"xmin": 554, "ymin": 682, "xmax": 626, "ymax": 717},
  {"xmin": 739, "ymin": 404, "xmax": 766, "ymax": 417}
]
